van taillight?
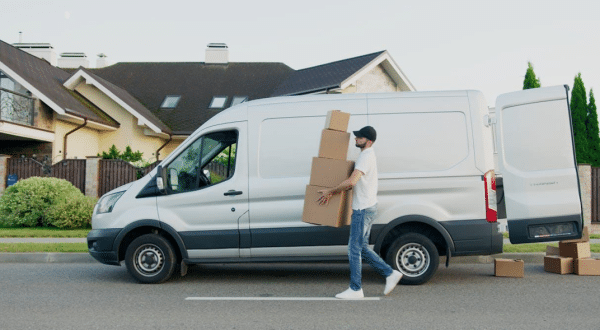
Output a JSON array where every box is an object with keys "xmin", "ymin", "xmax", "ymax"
[{"xmin": 484, "ymin": 170, "xmax": 497, "ymax": 223}]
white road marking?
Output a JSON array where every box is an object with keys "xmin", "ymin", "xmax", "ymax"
[{"xmin": 185, "ymin": 297, "xmax": 381, "ymax": 301}]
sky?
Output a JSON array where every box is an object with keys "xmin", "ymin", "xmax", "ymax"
[{"xmin": 1, "ymin": 0, "xmax": 599, "ymax": 106}]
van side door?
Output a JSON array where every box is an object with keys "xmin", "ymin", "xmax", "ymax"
[
  {"xmin": 156, "ymin": 122, "xmax": 248, "ymax": 258},
  {"xmin": 495, "ymin": 85, "xmax": 583, "ymax": 243}
]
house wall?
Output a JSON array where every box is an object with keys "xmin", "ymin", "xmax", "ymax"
[
  {"xmin": 53, "ymin": 118, "xmax": 100, "ymax": 163},
  {"xmin": 355, "ymin": 64, "xmax": 398, "ymax": 93},
  {"xmin": 33, "ymin": 99, "xmax": 54, "ymax": 131},
  {"xmin": 74, "ymin": 83, "xmax": 167, "ymax": 163}
]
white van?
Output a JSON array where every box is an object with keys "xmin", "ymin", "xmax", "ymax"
[{"xmin": 87, "ymin": 85, "xmax": 583, "ymax": 284}]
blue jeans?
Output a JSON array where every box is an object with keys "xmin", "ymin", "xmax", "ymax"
[{"xmin": 348, "ymin": 205, "xmax": 393, "ymax": 291}]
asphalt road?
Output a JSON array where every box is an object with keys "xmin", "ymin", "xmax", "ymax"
[{"xmin": 1, "ymin": 262, "xmax": 599, "ymax": 330}]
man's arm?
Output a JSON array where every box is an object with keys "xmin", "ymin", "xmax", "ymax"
[{"xmin": 316, "ymin": 169, "xmax": 363, "ymax": 205}]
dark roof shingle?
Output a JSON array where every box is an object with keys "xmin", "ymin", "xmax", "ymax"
[{"xmin": 270, "ymin": 51, "xmax": 385, "ymax": 97}]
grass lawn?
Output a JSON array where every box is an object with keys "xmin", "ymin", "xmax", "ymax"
[
  {"xmin": 503, "ymin": 243, "xmax": 600, "ymax": 253},
  {"xmin": 0, "ymin": 243, "xmax": 87, "ymax": 253},
  {"xmin": 0, "ymin": 228, "xmax": 90, "ymax": 238}
]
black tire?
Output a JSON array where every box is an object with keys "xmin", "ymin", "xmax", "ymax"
[
  {"xmin": 385, "ymin": 233, "xmax": 439, "ymax": 285},
  {"xmin": 125, "ymin": 234, "xmax": 176, "ymax": 284}
]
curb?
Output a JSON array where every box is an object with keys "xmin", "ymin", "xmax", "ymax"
[
  {"xmin": 0, "ymin": 253, "xmax": 97, "ymax": 263},
  {"xmin": 3, "ymin": 252, "xmax": 599, "ymax": 264}
]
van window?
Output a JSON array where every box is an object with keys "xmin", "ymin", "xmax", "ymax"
[
  {"xmin": 166, "ymin": 130, "xmax": 238, "ymax": 193},
  {"xmin": 369, "ymin": 112, "xmax": 469, "ymax": 173}
]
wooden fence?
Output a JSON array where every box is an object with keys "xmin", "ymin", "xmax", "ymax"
[{"xmin": 6, "ymin": 158, "xmax": 86, "ymax": 193}]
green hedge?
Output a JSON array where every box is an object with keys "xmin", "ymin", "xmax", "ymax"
[{"xmin": 0, "ymin": 177, "xmax": 96, "ymax": 229}]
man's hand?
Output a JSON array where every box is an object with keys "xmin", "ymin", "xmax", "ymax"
[{"xmin": 317, "ymin": 189, "xmax": 333, "ymax": 206}]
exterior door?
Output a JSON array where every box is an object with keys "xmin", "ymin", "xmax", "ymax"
[
  {"xmin": 495, "ymin": 85, "xmax": 583, "ymax": 243},
  {"xmin": 156, "ymin": 122, "xmax": 248, "ymax": 258}
]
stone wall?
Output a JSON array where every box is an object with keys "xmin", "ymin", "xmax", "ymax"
[
  {"xmin": 578, "ymin": 164, "xmax": 592, "ymax": 227},
  {"xmin": 356, "ymin": 64, "xmax": 398, "ymax": 93}
]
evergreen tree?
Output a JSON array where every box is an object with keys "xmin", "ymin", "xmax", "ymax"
[
  {"xmin": 523, "ymin": 62, "xmax": 541, "ymax": 90},
  {"xmin": 586, "ymin": 89, "xmax": 600, "ymax": 166},
  {"xmin": 571, "ymin": 73, "xmax": 588, "ymax": 163}
]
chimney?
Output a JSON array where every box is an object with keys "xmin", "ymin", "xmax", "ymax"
[
  {"xmin": 96, "ymin": 53, "xmax": 109, "ymax": 68},
  {"xmin": 57, "ymin": 52, "xmax": 89, "ymax": 69},
  {"xmin": 205, "ymin": 43, "xmax": 228, "ymax": 64},
  {"xmin": 13, "ymin": 43, "xmax": 57, "ymax": 66}
]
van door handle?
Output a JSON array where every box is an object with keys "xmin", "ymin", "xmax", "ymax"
[{"xmin": 224, "ymin": 190, "xmax": 243, "ymax": 196}]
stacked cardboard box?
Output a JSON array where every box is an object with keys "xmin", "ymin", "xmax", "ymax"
[
  {"xmin": 494, "ymin": 259, "xmax": 524, "ymax": 278},
  {"xmin": 302, "ymin": 110, "xmax": 354, "ymax": 227},
  {"xmin": 544, "ymin": 226, "xmax": 600, "ymax": 275}
]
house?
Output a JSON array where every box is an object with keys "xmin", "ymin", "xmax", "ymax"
[{"xmin": 0, "ymin": 39, "xmax": 415, "ymax": 165}]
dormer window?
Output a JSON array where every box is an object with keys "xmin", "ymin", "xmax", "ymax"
[
  {"xmin": 209, "ymin": 96, "xmax": 228, "ymax": 109},
  {"xmin": 161, "ymin": 95, "xmax": 180, "ymax": 108},
  {"xmin": 231, "ymin": 96, "xmax": 248, "ymax": 107}
]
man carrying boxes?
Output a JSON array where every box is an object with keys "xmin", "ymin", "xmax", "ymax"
[{"xmin": 304, "ymin": 110, "xmax": 402, "ymax": 299}]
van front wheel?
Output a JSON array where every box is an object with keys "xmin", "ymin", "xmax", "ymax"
[
  {"xmin": 385, "ymin": 233, "xmax": 439, "ymax": 285},
  {"xmin": 125, "ymin": 234, "xmax": 176, "ymax": 284}
]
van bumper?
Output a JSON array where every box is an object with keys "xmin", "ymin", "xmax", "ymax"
[
  {"xmin": 87, "ymin": 228, "xmax": 122, "ymax": 266},
  {"xmin": 441, "ymin": 220, "xmax": 504, "ymax": 256}
]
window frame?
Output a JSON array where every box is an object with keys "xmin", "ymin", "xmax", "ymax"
[{"xmin": 164, "ymin": 129, "xmax": 239, "ymax": 194}]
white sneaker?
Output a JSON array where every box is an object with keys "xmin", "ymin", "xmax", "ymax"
[
  {"xmin": 384, "ymin": 270, "xmax": 403, "ymax": 295},
  {"xmin": 335, "ymin": 287, "xmax": 364, "ymax": 299}
]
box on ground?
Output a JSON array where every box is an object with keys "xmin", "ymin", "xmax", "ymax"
[
  {"xmin": 559, "ymin": 241, "xmax": 591, "ymax": 259},
  {"xmin": 494, "ymin": 259, "xmax": 524, "ymax": 278},
  {"xmin": 309, "ymin": 157, "xmax": 354, "ymax": 188},
  {"xmin": 324, "ymin": 110, "xmax": 351, "ymax": 132},
  {"xmin": 574, "ymin": 258, "xmax": 600, "ymax": 276},
  {"xmin": 544, "ymin": 255, "xmax": 573, "ymax": 274},
  {"xmin": 561, "ymin": 226, "xmax": 590, "ymax": 244},
  {"xmin": 302, "ymin": 185, "xmax": 352, "ymax": 227},
  {"xmin": 318, "ymin": 129, "xmax": 350, "ymax": 160},
  {"xmin": 546, "ymin": 245, "xmax": 559, "ymax": 256}
]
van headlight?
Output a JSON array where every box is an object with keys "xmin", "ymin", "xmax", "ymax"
[{"xmin": 95, "ymin": 192, "xmax": 125, "ymax": 214}]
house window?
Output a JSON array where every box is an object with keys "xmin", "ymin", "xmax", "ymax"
[
  {"xmin": 231, "ymin": 96, "xmax": 248, "ymax": 107},
  {"xmin": 209, "ymin": 96, "xmax": 228, "ymax": 109},
  {"xmin": 161, "ymin": 95, "xmax": 181, "ymax": 108}
]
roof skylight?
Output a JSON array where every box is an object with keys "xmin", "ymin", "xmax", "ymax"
[
  {"xmin": 231, "ymin": 96, "xmax": 248, "ymax": 107},
  {"xmin": 209, "ymin": 96, "xmax": 228, "ymax": 109},
  {"xmin": 161, "ymin": 95, "xmax": 180, "ymax": 108}
]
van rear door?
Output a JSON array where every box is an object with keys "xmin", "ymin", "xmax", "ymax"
[{"xmin": 495, "ymin": 85, "xmax": 583, "ymax": 244}]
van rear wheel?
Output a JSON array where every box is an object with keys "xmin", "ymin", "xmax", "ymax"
[
  {"xmin": 385, "ymin": 233, "xmax": 439, "ymax": 285},
  {"xmin": 125, "ymin": 234, "xmax": 176, "ymax": 284}
]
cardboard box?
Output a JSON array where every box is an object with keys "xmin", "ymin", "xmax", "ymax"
[
  {"xmin": 574, "ymin": 258, "xmax": 600, "ymax": 276},
  {"xmin": 324, "ymin": 110, "xmax": 351, "ymax": 132},
  {"xmin": 546, "ymin": 245, "xmax": 560, "ymax": 256},
  {"xmin": 302, "ymin": 185, "xmax": 352, "ymax": 227},
  {"xmin": 544, "ymin": 255, "xmax": 574, "ymax": 274},
  {"xmin": 318, "ymin": 129, "xmax": 350, "ymax": 160},
  {"xmin": 494, "ymin": 259, "xmax": 524, "ymax": 278},
  {"xmin": 309, "ymin": 158, "xmax": 355, "ymax": 188},
  {"xmin": 558, "ymin": 241, "xmax": 591, "ymax": 259},
  {"xmin": 561, "ymin": 226, "xmax": 590, "ymax": 244}
]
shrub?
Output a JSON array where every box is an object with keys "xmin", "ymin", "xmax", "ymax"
[
  {"xmin": 0, "ymin": 177, "xmax": 95, "ymax": 228},
  {"xmin": 46, "ymin": 194, "xmax": 96, "ymax": 229}
]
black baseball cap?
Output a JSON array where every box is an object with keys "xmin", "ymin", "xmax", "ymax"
[{"xmin": 353, "ymin": 126, "xmax": 376, "ymax": 142}]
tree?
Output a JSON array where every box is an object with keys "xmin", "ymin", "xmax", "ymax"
[
  {"xmin": 523, "ymin": 62, "xmax": 541, "ymax": 90},
  {"xmin": 586, "ymin": 89, "xmax": 600, "ymax": 166},
  {"xmin": 98, "ymin": 145, "xmax": 144, "ymax": 163},
  {"xmin": 571, "ymin": 73, "xmax": 588, "ymax": 164}
]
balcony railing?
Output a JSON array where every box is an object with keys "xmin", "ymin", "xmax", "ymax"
[{"xmin": 0, "ymin": 87, "xmax": 34, "ymax": 126}]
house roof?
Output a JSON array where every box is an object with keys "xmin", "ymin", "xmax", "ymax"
[
  {"xmin": 90, "ymin": 62, "xmax": 294, "ymax": 134},
  {"xmin": 65, "ymin": 67, "xmax": 172, "ymax": 134},
  {"xmin": 270, "ymin": 51, "xmax": 386, "ymax": 96},
  {"xmin": 0, "ymin": 39, "xmax": 117, "ymax": 129}
]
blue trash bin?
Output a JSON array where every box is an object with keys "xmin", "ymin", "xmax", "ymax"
[{"xmin": 6, "ymin": 174, "xmax": 17, "ymax": 187}]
